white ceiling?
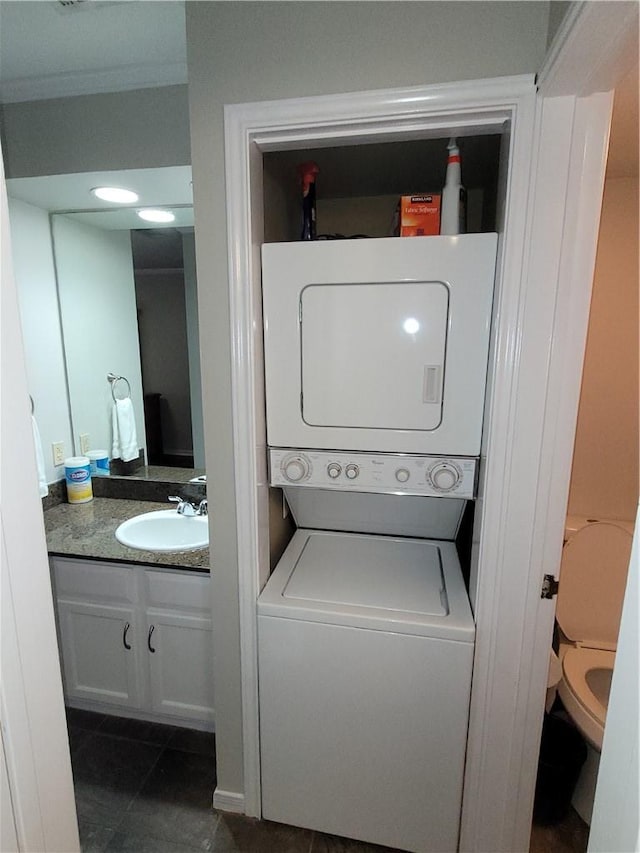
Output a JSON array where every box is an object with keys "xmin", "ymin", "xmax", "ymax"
[
  {"xmin": 0, "ymin": 1, "xmax": 635, "ymax": 182},
  {"xmin": 0, "ymin": 0, "xmax": 187, "ymax": 103},
  {"xmin": 6, "ymin": 165, "xmax": 192, "ymax": 210}
]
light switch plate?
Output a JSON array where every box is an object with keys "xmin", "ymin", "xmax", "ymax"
[
  {"xmin": 79, "ymin": 433, "xmax": 90, "ymax": 454},
  {"xmin": 52, "ymin": 442, "xmax": 65, "ymax": 466}
]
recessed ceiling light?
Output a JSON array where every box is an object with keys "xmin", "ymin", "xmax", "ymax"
[
  {"xmin": 137, "ymin": 209, "xmax": 176, "ymax": 223},
  {"xmin": 91, "ymin": 186, "xmax": 139, "ymax": 204}
]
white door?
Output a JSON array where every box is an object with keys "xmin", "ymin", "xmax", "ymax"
[
  {"xmin": 146, "ymin": 612, "xmax": 215, "ymax": 723},
  {"xmin": 58, "ymin": 601, "xmax": 142, "ymax": 708},
  {"xmin": 466, "ymin": 7, "xmax": 638, "ymax": 850},
  {"xmin": 1, "ymin": 151, "xmax": 80, "ymax": 851}
]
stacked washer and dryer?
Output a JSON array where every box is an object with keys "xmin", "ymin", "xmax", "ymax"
[{"xmin": 258, "ymin": 235, "xmax": 498, "ymax": 852}]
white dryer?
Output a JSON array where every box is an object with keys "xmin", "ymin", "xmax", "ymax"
[
  {"xmin": 262, "ymin": 234, "xmax": 497, "ymax": 456},
  {"xmin": 258, "ymin": 486, "xmax": 475, "ymax": 853}
]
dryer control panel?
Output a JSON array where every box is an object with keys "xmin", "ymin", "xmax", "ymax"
[{"xmin": 269, "ymin": 448, "xmax": 477, "ymax": 498}]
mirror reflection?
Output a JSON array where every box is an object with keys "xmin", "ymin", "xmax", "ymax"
[
  {"xmin": 7, "ymin": 166, "xmax": 204, "ymax": 486},
  {"xmin": 52, "ymin": 210, "xmax": 203, "ymax": 471}
]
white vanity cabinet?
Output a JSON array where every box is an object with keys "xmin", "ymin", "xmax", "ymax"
[
  {"xmin": 51, "ymin": 557, "xmax": 214, "ymax": 728},
  {"xmin": 143, "ymin": 569, "xmax": 215, "ymax": 724}
]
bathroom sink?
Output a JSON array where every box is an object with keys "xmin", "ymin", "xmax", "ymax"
[{"xmin": 115, "ymin": 510, "xmax": 208, "ymax": 553}]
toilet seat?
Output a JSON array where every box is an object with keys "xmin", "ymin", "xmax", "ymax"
[
  {"xmin": 556, "ymin": 522, "xmax": 632, "ymax": 647},
  {"xmin": 558, "ymin": 646, "xmax": 614, "ymax": 750}
]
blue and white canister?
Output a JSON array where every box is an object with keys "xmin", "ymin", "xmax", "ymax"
[
  {"xmin": 65, "ymin": 456, "xmax": 93, "ymax": 504},
  {"xmin": 87, "ymin": 450, "xmax": 110, "ymax": 477}
]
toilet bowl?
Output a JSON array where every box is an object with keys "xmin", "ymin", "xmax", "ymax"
[
  {"xmin": 553, "ymin": 517, "xmax": 633, "ymax": 823},
  {"xmin": 558, "ymin": 646, "xmax": 613, "ymax": 750}
]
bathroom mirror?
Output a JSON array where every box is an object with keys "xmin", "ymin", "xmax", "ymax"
[
  {"xmin": 7, "ymin": 165, "xmax": 205, "ymax": 485},
  {"xmin": 51, "ymin": 207, "xmax": 204, "ymax": 475}
]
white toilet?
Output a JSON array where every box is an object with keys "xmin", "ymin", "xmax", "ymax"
[{"xmin": 554, "ymin": 516, "xmax": 633, "ymax": 823}]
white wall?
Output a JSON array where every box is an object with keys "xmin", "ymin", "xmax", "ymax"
[
  {"xmin": 8, "ymin": 197, "xmax": 73, "ymax": 484},
  {"xmin": 568, "ymin": 176, "xmax": 639, "ymax": 521},
  {"xmin": 52, "ymin": 215, "xmax": 145, "ymax": 460},
  {"xmin": 186, "ymin": 0, "xmax": 551, "ymax": 798}
]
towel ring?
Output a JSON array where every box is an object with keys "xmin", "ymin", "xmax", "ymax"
[{"xmin": 107, "ymin": 373, "xmax": 131, "ymax": 402}]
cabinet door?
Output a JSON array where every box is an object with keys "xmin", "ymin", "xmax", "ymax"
[
  {"xmin": 57, "ymin": 601, "xmax": 142, "ymax": 709},
  {"xmin": 146, "ymin": 612, "xmax": 214, "ymax": 724}
]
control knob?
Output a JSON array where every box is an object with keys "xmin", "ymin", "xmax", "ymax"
[
  {"xmin": 282, "ymin": 454, "xmax": 311, "ymax": 483},
  {"xmin": 327, "ymin": 462, "xmax": 342, "ymax": 479},
  {"xmin": 345, "ymin": 463, "xmax": 360, "ymax": 480},
  {"xmin": 427, "ymin": 461, "xmax": 461, "ymax": 493},
  {"xmin": 395, "ymin": 468, "xmax": 410, "ymax": 483}
]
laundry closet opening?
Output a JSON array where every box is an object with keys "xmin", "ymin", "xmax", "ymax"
[{"xmin": 260, "ymin": 130, "xmax": 508, "ymax": 598}]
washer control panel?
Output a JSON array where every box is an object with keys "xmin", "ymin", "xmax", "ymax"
[{"xmin": 269, "ymin": 448, "xmax": 477, "ymax": 498}]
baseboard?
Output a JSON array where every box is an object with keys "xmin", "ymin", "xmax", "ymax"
[
  {"xmin": 65, "ymin": 699, "xmax": 215, "ymax": 733},
  {"xmin": 213, "ymin": 788, "xmax": 246, "ymax": 814}
]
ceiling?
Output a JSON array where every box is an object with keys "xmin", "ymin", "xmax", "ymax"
[
  {"xmin": 0, "ymin": 1, "xmax": 635, "ymax": 182},
  {"xmin": 7, "ymin": 166, "xmax": 194, "ymax": 269},
  {"xmin": 0, "ymin": 0, "xmax": 187, "ymax": 103},
  {"xmin": 6, "ymin": 165, "xmax": 193, "ymax": 222}
]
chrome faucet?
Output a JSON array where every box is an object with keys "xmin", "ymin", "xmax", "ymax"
[{"xmin": 168, "ymin": 496, "xmax": 208, "ymax": 517}]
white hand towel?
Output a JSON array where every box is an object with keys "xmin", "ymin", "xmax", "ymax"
[
  {"xmin": 111, "ymin": 398, "xmax": 139, "ymax": 462},
  {"xmin": 31, "ymin": 415, "xmax": 48, "ymax": 498}
]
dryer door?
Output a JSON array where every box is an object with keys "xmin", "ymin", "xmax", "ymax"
[
  {"xmin": 301, "ymin": 280, "xmax": 448, "ymax": 431},
  {"xmin": 262, "ymin": 234, "xmax": 497, "ymax": 455}
]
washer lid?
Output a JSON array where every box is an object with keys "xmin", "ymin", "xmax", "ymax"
[
  {"xmin": 258, "ymin": 529, "xmax": 475, "ymax": 641},
  {"xmin": 284, "ymin": 532, "xmax": 447, "ymax": 616},
  {"xmin": 557, "ymin": 522, "xmax": 633, "ymax": 646}
]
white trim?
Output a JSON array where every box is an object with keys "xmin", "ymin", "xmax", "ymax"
[
  {"xmin": 464, "ymin": 1, "xmax": 636, "ymax": 845},
  {"xmin": 460, "ymin": 88, "xmax": 615, "ymax": 851},
  {"xmin": 224, "ymin": 75, "xmax": 538, "ymax": 826},
  {"xmin": 213, "ymin": 789, "xmax": 246, "ymax": 814},
  {"xmin": 539, "ymin": 1, "xmax": 639, "ymax": 97},
  {"xmin": 0, "ymin": 61, "xmax": 188, "ymax": 104},
  {"xmin": 1, "ymin": 154, "xmax": 80, "ymax": 851}
]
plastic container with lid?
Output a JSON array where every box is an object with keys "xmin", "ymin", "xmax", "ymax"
[
  {"xmin": 65, "ymin": 456, "xmax": 93, "ymax": 504},
  {"xmin": 86, "ymin": 449, "xmax": 110, "ymax": 477}
]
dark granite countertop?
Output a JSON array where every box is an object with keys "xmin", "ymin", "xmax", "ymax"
[{"xmin": 44, "ymin": 497, "xmax": 210, "ymax": 572}]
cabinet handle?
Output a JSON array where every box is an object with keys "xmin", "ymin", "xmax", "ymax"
[
  {"xmin": 123, "ymin": 622, "xmax": 132, "ymax": 650},
  {"xmin": 147, "ymin": 624, "xmax": 156, "ymax": 653}
]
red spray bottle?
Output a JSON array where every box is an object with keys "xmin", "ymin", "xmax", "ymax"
[{"xmin": 297, "ymin": 161, "xmax": 319, "ymax": 240}]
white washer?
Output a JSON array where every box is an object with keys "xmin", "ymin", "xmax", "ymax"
[{"xmin": 258, "ymin": 527, "xmax": 475, "ymax": 853}]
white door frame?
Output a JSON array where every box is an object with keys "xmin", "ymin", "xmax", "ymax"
[
  {"xmin": 224, "ymin": 4, "xmax": 637, "ymax": 847},
  {"xmin": 489, "ymin": 2, "xmax": 638, "ymax": 847},
  {"xmin": 224, "ymin": 75, "xmax": 540, "ymax": 823},
  {"xmin": 1, "ymin": 153, "xmax": 80, "ymax": 851}
]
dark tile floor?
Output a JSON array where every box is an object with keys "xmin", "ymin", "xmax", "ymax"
[
  {"xmin": 529, "ymin": 808, "xmax": 590, "ymax": 853},
  {"xmin": 67, "ymin": 708, "xmax": 401, "ymax": 853}
]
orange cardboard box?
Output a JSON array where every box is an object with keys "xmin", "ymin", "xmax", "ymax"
[{"xmin": 398, "ymin": 194, "xmax": 441, "ymax": 237}]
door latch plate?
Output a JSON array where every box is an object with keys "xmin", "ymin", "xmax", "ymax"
[{"xmin": 541, "ymin": 574, "xmax": 559, "ymax": 599}]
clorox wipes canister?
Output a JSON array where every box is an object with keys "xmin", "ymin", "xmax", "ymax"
[{"xmin": 65, "ymin": 456, "xmax": 93, "ymax": 504}]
